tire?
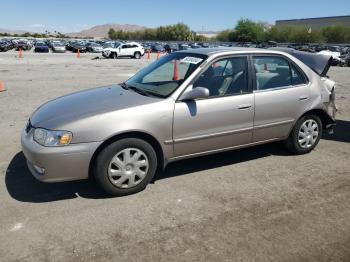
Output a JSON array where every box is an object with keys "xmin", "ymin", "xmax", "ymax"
[
  {"xmin": 111, "ymin": 52, "xmax": 118, "ymax": 59},
  {"xmin": 284, "ymin": 114, "xmax": 322, "ymax": 154},
  {"xmin": 134, "ymin": 52, "xmax": 141, "ymax": 59},
  {"xmin": 93, "ymin": 138, "xmax": 158, "ymax": 196}
]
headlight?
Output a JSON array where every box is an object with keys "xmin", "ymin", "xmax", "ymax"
[{"xmin": 33, "ymin": 128, "xmax": 73, "ymax": 146}]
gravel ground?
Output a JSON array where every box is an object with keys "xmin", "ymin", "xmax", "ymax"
[{"xmin": 0, "ymin": 51, "xmax": 349, "ymax": 262}]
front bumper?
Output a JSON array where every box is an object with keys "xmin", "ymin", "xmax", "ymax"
[
  {"xmin": 35, "ymin": 48, "xmax": 49, "ymax": 53},
  {"xmin": 53, "ymin": 49, "xmax": 66, "ymax": 53},
  {"xmin": 102, "ymin": 51, "xmax": 110, "ymax": 57},
  {"xmin": 21, "ymin": 128, "xmax": 101, "ymax": 182}
]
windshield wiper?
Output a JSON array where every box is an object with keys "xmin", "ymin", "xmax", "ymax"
[
  {"xmin": 121, "ymin": 82, "xmax": 166, "ymax": 98},
  {"xmin": 121, "ymin": 82, "xmax": 150, "ymax": 97},
  {"xmin": 120, "ymin": 82, "xmax": 129, "ymax": 90}
]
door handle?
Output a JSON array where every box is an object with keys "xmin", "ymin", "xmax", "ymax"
[
  {"xmin": 237, "ymin": 104, "xmax": 252, "ymax": 110},
  {"xmin": 299, "ymin": 96, "xmax": 308, "ymax": 101}
]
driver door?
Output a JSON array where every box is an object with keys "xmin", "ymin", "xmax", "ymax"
[{"xmin": 119, "ymin": 44, "xmax": 129, "ymax": 56}]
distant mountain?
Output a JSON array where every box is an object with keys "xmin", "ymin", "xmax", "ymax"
[
  {"xmin": 67, "ymin": 24, "xmax": 146, "ymax": 38},
  {"xmin": 0, "ymin": 28, "xmax": 29, "ymax": 35}
]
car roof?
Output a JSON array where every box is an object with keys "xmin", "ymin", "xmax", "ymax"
[
  {"xmin": 181, "ymin": 47, "xmax": 272, "ymax": 55},
  {"xmin": 178, "ymin": 47, "xmax": 331, "ymax": 76}
]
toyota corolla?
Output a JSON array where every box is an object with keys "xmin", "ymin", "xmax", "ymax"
[{"xmin": 21, "ymin": 47, "xmax": 336, "ymax": 196}]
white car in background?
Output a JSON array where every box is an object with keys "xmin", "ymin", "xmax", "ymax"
[
  {"xmin": 102, "ymin": 42, "xmax": 144, "ymax": 59},
  {"xmin": 52, "ymin": 42, "xmax": 66, "ymax": 53},
  {"xmin": 318, "ymin": 49, "xmax": 342, "ymax": 65}
]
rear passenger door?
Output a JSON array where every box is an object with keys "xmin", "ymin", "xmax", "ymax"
[
  {"xmin": 252, "ymin": 55, "xmax": 310, "ymax": 142},
  {"xmin": 129, "ymin": 44, "xmax": 138, "ymax": 56}
]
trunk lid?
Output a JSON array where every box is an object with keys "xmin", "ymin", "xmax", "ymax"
[{"xmin": 271, "ymin": 47, "xmax": 332, "ymax": 76}]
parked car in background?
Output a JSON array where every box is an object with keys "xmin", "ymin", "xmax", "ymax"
[
  {"xmin": 164, "ymin": 43, "xmax": 179, "ymax": 53},
  {"xmin": 71, "ymin": 42, "xmax": 87, "ymax": 53},
  {"xmin": 142, "ymin": 44, "xmax": 152, "ymax": 53},
  {"xmin": 15, "ymin": 40, "xmax": 32, "ymax": 51},
  {"xmin": 34, "ymin": 42, "xmax": 49, "ymax": 53},
  {"xmin": 341, "ymin": 53, "xmax": 350, "ymax": 67},
  {"xmin": 22, "ymin": 47, "xmax": 336, "ymax": 196},
  {"xmin": 318, "ymin": 49, "xmax": 342, "ymax": 66},
  {"xmin": 52, "ymin": 42, "xmax": 66, "ymax": 53},
  {"xmin": 0, "ymin": 40, "xmax": 13, "ymax": 52},
  {"xmin": 151, "ymin": 44, "xmax": 165, "ymax": 53},
  {"xmin": 102, "ymin": 42, "xmax": 144, "ymax": 59},
  {"xmin": 199, "ymin": 43, "xmax": 210, "ymax": 48},
  {"xmin": 178, "ymin": 44, "xmax": 190, "ymax": 50},
  {"xmin": 65, "ymin": 41, "xmax": 75, "ymax": 51},
  {"xmin": 86, "ymin": 42, "xmax": 103, "ymax": 53}
]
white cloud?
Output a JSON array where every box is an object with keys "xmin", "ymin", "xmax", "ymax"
[{"xmin": 28, "ymin": 24, "xmax": 45, "ymax": 28}]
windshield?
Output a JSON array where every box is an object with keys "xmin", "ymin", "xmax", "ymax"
[{"xmin": 126, "ymin": 52, "xmax": 207, "ymax": 97}]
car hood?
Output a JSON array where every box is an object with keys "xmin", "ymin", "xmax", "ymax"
[
  {"xmin": 270, "ymin": 47, "xmax": 332, "ymax": 76},
  {"xmin": 30, "ymin": 85, "xmax": 160, "ymax": 129}
]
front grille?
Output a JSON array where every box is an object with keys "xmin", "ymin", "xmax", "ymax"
[{"xmin": 25, "ymin": 120, "xmax": 32, "ymax": 133}]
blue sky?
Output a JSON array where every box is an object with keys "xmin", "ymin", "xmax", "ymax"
[{"xmin": 1, "ymin": 0, "xmax": 349, "ymax": 32}]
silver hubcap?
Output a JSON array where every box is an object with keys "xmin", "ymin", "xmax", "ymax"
[
  {"xmin": 108, "ymin": 148, "xmax": 149, "ymax": 189},
  {"xmin": 298, "ymin": 119, "xmax": 319, "ymax": 149}
]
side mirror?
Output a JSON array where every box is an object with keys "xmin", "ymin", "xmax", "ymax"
[{"xmin": 179, "ymin": 86, "xmax": 209, "ymax": 101}]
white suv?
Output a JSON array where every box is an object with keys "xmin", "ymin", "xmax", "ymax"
[{"xmin": 102, "ymin": 42, "xmax": 144, "ymax": 59}]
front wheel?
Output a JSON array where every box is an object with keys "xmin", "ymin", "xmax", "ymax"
[
  {"xmin": 134, "ymin": 52, "xmax": 141, "ymax": 59},
  {"xmin": 93, "ymin": 138, "xmax": 158, "ymax": 196},
  {"xmin": 111, "ymin": 52, "xmax": 118, "ymax": 59},
  {"xmin": 284, "ymin": 115, "xmax": 322, "ymax": 154}
]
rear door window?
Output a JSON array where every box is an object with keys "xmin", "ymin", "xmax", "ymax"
[{"xmin": 253, "ymin": 56, "xmax": 291, "ymax": 90}]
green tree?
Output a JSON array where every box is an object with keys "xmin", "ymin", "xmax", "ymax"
[
  {"xmin": 108, "ymin": 28, "xmax": 117, "ymax": 39},
  {"xmin": 234, "ymin": 19, "xmax": 265, "ymax": 42},
  {"xmin": 322, "ymin": 25, "xmax": 349, "ymax": 43},
  {"xmin": 216, "ymin": 29, "xmax": 235, "ymax": 42}
]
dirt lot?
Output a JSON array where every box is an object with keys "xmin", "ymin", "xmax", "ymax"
[{"xmin": 0, "ymin": 51, "xmax": 349, "ymax": 262}]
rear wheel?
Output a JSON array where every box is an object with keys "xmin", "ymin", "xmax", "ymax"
[
  {"xmin": 284, "ymin": 115, "xmax": 322, "ymax": 154},
  {"xmin": 93, "ymin": 138, "xmax": 158, "ymax": 196}
]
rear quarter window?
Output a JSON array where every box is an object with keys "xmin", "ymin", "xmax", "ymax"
[{"xmin": 290, "ymin": 63, "xmax": 308, "ymax": 85}]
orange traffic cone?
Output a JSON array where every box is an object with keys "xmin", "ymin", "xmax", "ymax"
[
  {"xmin": 157, "ymin": 52, "xmax": 160, "ymax": 60},
  {"xmin": 173, "ymin": 60, "xmax": 179, "ymax": 81},
  {"xmin": 19, "ymin": 48, "xmax": 23, "ymax": 58},
  {"xmin": 0, "ymin": 81, "xmax": 6, "ymax": 92},
  {"xmin": 147, "ymin": 50, "xmax": 151, "ymax": 60},
  {"xmin": 77, "ymin": 48, "xmax": 81, "ymax": 58}
]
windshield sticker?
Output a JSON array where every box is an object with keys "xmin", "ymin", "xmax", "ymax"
[{"xmin": 181, "ymin": 57, "xmax": 203, "ymax": 64}]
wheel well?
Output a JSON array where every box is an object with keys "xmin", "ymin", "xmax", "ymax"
[
  {"xmin": 300, "ymin": 109, "xmax": 334, "ymax": 129},
  {"xmin": 88, "ymin": 131, "xmax": 164, "ymax": 178}
]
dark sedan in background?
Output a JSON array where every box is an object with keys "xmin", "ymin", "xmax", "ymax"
[
  {"xmin": 34, "ymin": 42, "xmax": 49, "ymax": 53},
  {"xmin": 71, "ymin": 42, "xmax": 87, "ymax": 53},
  {"xmin": 0, "ymin": 40, "xmax": 13, "ymax": 52}
]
